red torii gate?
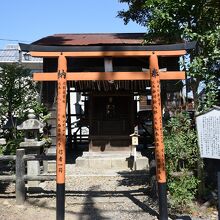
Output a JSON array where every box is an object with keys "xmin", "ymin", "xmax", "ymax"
[{"xmin": 20, "ymin": 42, "xmax": 194, "ymax": 220}]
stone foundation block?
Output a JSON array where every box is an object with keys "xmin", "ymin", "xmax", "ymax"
[
  {"xmin": 89, "ymin": 158, "xmax": 112, "ymax": 169},
  {"xmin": 76, "ymin": 157, "xmax": 89, "ymax": 168},
  {"xmin": 135, "ymin": 157, "xmax": 149, "ymax": 170}
]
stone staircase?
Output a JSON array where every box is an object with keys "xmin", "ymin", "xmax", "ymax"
[{"xmin": 75, "ymin": 151, "xmax": 149, "ymax": 170}]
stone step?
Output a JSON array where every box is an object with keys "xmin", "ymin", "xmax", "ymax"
[
  {"xmin": 82, "ymin": 151, "xmax": 133, "ymax": 158},
  {"xmin": 76, "ymin": 155, "xmax": 149, "ymax": 170}
]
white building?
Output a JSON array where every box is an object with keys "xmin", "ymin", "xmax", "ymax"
[{"xmin": 0, "ymin": 44, "xmax": 43, "ymax": 71}]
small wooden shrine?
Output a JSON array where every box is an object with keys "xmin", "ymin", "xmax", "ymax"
[{"xmin": 20, "ymin": 33, "xmax": 194, "ymax": 153}]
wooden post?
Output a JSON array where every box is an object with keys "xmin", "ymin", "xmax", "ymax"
[
  {"xmin": 56, "ymin": 53, "xmax": 67, "ymax": 220},
  {"xmin": 16, "ymin": 148, "xmax": 26, "ymax": 205},
  {"xmin": 150, "ymin": 52, "xmax": 168, "ymax": 220}
]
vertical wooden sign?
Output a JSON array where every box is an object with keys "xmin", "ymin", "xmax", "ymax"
[
  {"xmin": 56, "ymin": 53, "xmax": 67, "ymax": 220},
  {"xmin": 150, "ymin": 52, "xmax": 168, "ymax": 220}
]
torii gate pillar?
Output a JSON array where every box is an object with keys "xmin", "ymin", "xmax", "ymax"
[
  {"xmin": 150, "ymin": 53, "xmax": 168, "ymax": 220},
  {"xmin": 56, "ymin": 54, "xmax": 67, "ymax": 220}
]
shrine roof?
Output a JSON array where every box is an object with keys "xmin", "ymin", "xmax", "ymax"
[
  {"xmin": 19, "ymin": 33, "xmax": 196, "ymax": 52},
  {"xmin": 32, "ymin": 33, "xmax": 146, "ymax": 46}
]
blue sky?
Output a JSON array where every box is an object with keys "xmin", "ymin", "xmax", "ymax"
[{"xmin": 0, "ymin": 0, "xmax": 145, "ymax": 49}]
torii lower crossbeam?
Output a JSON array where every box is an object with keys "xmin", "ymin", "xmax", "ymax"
[{"xmin": 33, "ymin": 71, "xmax": 185, "ymax": 81}]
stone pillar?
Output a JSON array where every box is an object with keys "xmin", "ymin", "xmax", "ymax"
[{"xmin": 27, "ymin": 160, "xmax": 40, "ymax": 187}]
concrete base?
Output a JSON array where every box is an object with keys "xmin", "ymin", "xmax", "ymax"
[
  {"xmin": 135, "ymin": 157, "xmax": 149, "ymax": 170},
  {"xmin": 76, "ymin": 151, "xmax": 149, "ymax": 170},
  {"xmin": 24, "ymin": 147, "xmax": 42, "ymax": 188},
  {"xmin": 27, "ymin": 160, "xmax": 40, "ymax": 187}
]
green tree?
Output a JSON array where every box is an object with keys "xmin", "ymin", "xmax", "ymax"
[
  {"xmin": 118, "ymin": 0, "xmax": 220, "ymax": 212},
  {"xmin": 118, "ymin": 0, "xmax": 220, "ymax": 110},
  {"xmin": 0, "ymin": 63, "xmax": 45, "ymax": 154}
]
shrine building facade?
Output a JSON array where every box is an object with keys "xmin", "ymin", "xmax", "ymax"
[{"xmin": 19, "ymin": 33, "xmax": 195, "ymax": 158}]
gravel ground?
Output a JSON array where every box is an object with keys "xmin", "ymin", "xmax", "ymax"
[{"xmin": 0, "ymin": 164, "xmax": 218, "ymax": 220}]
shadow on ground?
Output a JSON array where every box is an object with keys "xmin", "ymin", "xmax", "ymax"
[
  {"xmin": 24, "ymin": 169, "xmax": 159, "ymax": 219},
  {"xmin": 117, "ymin": 170, "xmax": 149, "ymax": 186},
  {"xmin": 27, "ymin": 187, "xmax": 158, "ymax": 219}
]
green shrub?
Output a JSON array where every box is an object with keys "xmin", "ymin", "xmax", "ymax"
[{"xmin": 164, "ymin": 112, "xmax": 200, "ymax": 211}]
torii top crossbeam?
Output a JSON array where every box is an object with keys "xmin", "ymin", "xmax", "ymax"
[{"xmin": 20, "ymin": 36, "xmax": 196, "ymax": 82}]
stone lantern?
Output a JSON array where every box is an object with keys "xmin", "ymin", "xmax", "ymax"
[
  {"xmin": 17, "ymin": 110, "xmax": 45, "ymax": 147},
  {"xmin": 17, "ymin": 109, "xmax": 45, "ymax": 188}
]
